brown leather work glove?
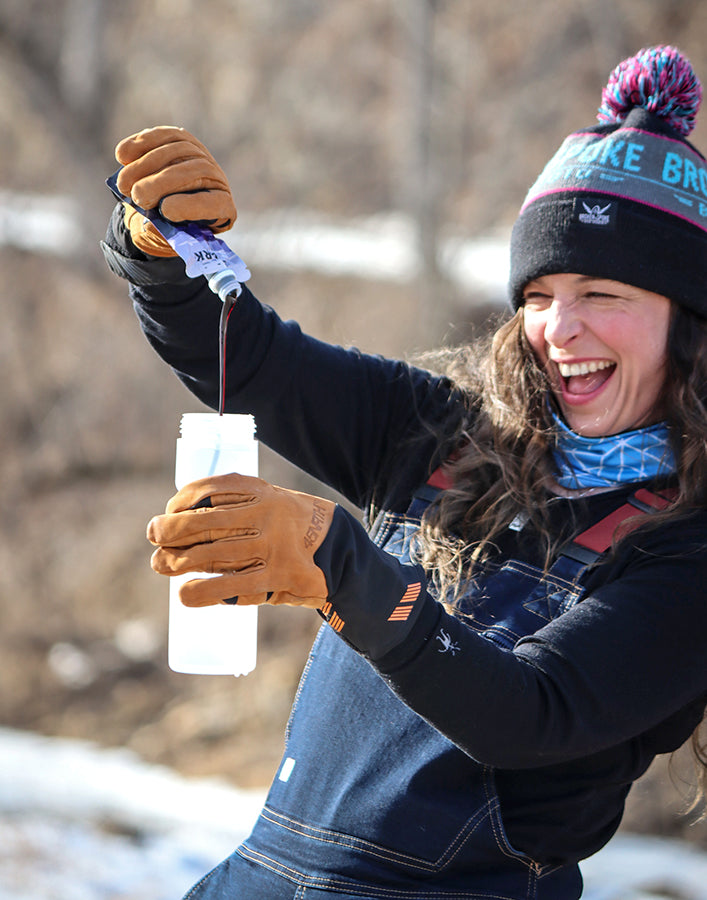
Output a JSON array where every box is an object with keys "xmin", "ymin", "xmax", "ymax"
[
  {"xmin": 147, "ymin": 474, "xmax": 336, "ymax": 609},
  {"xmin": 115, "ymin": 126, "xmax": 237, "ymax": 257},
  {"xmin": 148, "ymin": 473, "xmax": 434, "ymax": 661}
]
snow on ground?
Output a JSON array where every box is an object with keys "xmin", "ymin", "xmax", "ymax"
[
  {"xmin": 0, "ymin": 727, "xmax": 262, "ymax": 900},
  {"xmin": 2, "ymin": 728, "xmax": 707, "ymax": 900}
]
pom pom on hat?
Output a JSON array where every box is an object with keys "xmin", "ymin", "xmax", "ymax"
[
  {"xmin": 597, "ymin": 45, "xmax": 702, "ymax": 137},
  {"xmin": 509, "ymin": 45, "xmax": 707, "ymax": 317}
]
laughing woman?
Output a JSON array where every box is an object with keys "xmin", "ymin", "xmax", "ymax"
[{"xmin": 102, "ymin": 46, "xmax": 707, "ymax": 899}]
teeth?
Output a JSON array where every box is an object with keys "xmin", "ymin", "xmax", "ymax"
[{"xmin": 557, "ymin": 360, "xmax": 613, "ymax": 377}]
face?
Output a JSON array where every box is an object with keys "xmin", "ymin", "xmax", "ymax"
[{"xmin": 522, "ymin": 273, "xmax": 672, "ymax": 437}]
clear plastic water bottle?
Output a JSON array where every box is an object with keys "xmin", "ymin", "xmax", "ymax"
[{"xmin": 168, "ymin": 413, "xmax": 258, "ymax": 676}]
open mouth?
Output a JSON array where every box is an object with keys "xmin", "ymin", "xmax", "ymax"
[{"xmin": 556, "ymin": 359, "xmax": 616, "ymax": 398}]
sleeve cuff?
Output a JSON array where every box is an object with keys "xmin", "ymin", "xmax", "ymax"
[
  {"xmin": 100, "ymin": 203, "xmax": 189, "ymax": 286},
  {"xmin": 373, "ymin": 592, "xmax": 443, "ymax": 669}
]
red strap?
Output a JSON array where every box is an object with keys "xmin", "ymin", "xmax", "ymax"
[
  {"xmin": 426, "ymin": 462, "xmax": 675, "ymax": 558},
  {"xmin": 574, "ymin": 504, "xmax": 641, "ymax": 553},
  {"xmin": 574, "ymin": 488, "xmax": 675, "ymax": 554},
  {"xmin": 634, "ymin": 487, "xmax": 676, "ymax": 509},
  {"xmin": 427, "ymin": 466, "xmax": 454, "ymax": 490}
]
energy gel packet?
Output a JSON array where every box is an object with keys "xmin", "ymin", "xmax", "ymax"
[{"xmin": 106, "ymin": 169, "xmax": 251, "ymax": 300}]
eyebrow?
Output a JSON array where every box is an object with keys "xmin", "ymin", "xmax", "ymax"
[{"xmin": 528, "ymin": 275, "xmax": 615, "ymax": 288}]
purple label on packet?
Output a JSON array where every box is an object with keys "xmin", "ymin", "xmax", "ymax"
[
  {"xmin": 106, "ymin": 170, "xmax": 251, "ymax": 284},
  {"xmin": 164, "ymin": 223, "xmax": 251, "ymax": 282}
]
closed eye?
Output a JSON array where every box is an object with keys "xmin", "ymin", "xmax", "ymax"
[{"xmin": 522, "ymin": 292, "xmax": 552, "ymax": 309}]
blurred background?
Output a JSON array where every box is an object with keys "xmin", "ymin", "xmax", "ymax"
[{"xmin": 2, "ymin": 0, "xmax": 707, "ymax": 879}]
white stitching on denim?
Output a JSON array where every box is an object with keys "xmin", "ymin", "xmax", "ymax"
[
  {"xmin": 180, "ymin": 859, "xmax": 229, "ymax": 898},
  {"xmin": 259, "ymin": 808, "xmax": 435, "ymax": 872},
  {"xmin": 284, "ymin": 627, "xmax": 325, "ymax": 743},
  {"xmin": 482, "ymin": 770, "xmax": 534, "ymax": 873},
  {"xmin": 259, "ymin": 804, "xmax": 494, "ymax": 873},
  {"xmin": 238, "ymin": 844, "xmax": 524, "ymax": 898}
]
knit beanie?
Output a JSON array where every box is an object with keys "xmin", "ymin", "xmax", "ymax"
[{"xmin": 509, "ymin": 45, "xmax": 707, "ymax": 316}]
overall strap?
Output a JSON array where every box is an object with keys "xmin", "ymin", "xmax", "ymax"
[
  {"xmin": 557, "ymin": 487, "xmax": 676, "ymax": 566},
  {"xmin": 421, "ymin": 466, "xmax": 676, "ymax": 567},
  {"xmin": 407, "ymin": 464, "xmax": 455, "ymax": 511}
]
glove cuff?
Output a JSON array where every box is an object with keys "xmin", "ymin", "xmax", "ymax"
[
  {"xmin": 101, "ymin": 203, "xmax": 188, "ymax": 285},
  {"xmin": 100, "ymin": 241, "xmax": 187, "ymax": 285},
  {"xmin": 315, "ymin": 506, "xmax": 435, "ymax": 661}
]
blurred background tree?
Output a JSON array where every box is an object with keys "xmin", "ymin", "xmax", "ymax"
[{"xmin": 1, "ymin": 0, "xmax": 706, "ymax": 843}]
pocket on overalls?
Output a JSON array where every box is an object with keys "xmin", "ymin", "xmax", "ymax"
[{"xmin": 456, "ymin": 559, "xmax": 583, "ymax": 650}]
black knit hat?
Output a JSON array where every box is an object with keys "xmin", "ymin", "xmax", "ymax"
[{"xmin": 509, "ymin": 46, "xmax": 707, "ymax": 316}]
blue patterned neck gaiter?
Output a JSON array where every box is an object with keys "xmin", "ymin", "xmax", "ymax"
[{"xmin": 551, "ymin": 410, "xmax": 676, "ymax": 490}]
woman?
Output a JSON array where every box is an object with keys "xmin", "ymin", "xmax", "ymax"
[{"xmin": 102, "ymin": 46, "xmax": 707, "ymax": 899}]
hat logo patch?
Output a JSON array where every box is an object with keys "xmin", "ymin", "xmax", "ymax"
[{"xmin": 578, "ymin": 202, "xmax": 612, "ymax": 225}]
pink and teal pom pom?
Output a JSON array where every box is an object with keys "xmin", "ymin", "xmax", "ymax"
[{"xmin": 597, "ymin": 45, "xmax": 702, "ymax": 137}]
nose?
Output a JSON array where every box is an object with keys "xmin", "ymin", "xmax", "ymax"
[{"xmin": 542, "ymin": 299, "xmax": 583, "ymax": 348}]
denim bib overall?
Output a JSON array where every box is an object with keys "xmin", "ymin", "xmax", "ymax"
[{"xmin": 184, "ymin": 486, "xmax": 623, "ymax": 900}]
